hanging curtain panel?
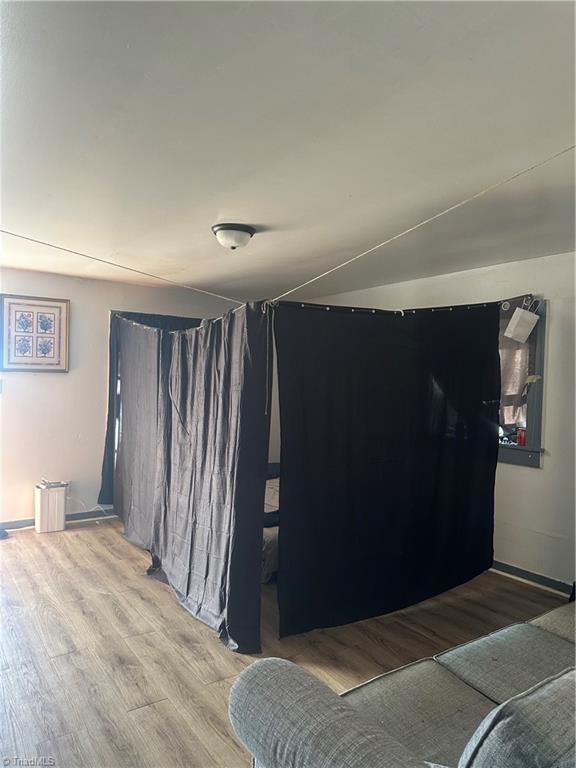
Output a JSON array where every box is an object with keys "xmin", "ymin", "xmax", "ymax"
[
  {"xmin": 274, "ymin": 301, "xmax": 501, "ymax": 637},
  {"xmin": 152, "ymin": 303, "xmax": 272, "ymax": 653},
  {"xmin": 98, "ymin": 311, "xmax": 202, "ymax": 507},
  {"xmin": 111, "ymin": 318, "xmax": 164, "ymax": 550}
]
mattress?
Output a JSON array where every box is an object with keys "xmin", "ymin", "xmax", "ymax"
[{"xmin": 262, "ymin": 477, "xmax": 280, "ymax": 583}]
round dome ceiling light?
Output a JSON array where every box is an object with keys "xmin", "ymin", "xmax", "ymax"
[{"xmin": 211, "ymin": 223, "xmax": 256, "ymax": 250}]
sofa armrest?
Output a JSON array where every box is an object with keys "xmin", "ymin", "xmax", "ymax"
[{"xmin": 229, "ymin": 658, "xmax": 422, "ymax": 768}]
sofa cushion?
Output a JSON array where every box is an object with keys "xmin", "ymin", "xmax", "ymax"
[
  {"xmin": 230, "ymin": 658, "xmax": 420, "ymax": 768},
  {"xmin": 436, "ymin": 623, "xmax": 575, "ymax": 703},
  {"xmin": 342, "ymin": 659, "xmax": 495, "ymax": 767},
  {"xmin": 530, "ymin": 602, "xmax": 575, "ymax": 643},
  {"xmin": 458, "ymin": 668, "xmax": 575, "ymax": 768}
]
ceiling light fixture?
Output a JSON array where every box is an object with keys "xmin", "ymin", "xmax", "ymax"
[{"xmin": 211, "ymin": 223, "xmax": 256, "ymax": 250}]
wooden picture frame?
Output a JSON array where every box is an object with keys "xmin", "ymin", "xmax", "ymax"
[{"xmin": 1, "ymin": 294, "xmax": 70, "ymax": 372}]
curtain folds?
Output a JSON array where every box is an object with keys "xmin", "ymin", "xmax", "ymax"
[
  {"xmin": 100, "ymin": 298, "xmax": 499, "ymax": 649},
  {"xmin": 101, "ymin": 304, "xmax": 271, "ymax": 653},
  {"xmin": 152, "ymin": 302, "xmax": 272, "ymax": 652},
  {"xmin": 274, "ymin": 301, "xmax": 501, "ymax": 637},
  {"xmin": 98, "ymin": 311, "xmax": 202, "ymax": 506},
  {"xmin": 112, "ymin": 318, "xmax": 164, "ymax": 550}
]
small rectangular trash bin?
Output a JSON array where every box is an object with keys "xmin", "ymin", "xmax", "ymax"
[{"xmin": 34, "ymin": 481, "xmax": 68, "ymax": 533}]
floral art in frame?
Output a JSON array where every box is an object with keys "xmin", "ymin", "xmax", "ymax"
[{"xmin": 1, "ymin": 294, "xmax": 70, "ymax": 372}]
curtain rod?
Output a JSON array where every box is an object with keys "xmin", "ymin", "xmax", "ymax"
[{"xmin": 278, "ymin": 298, "xmax": 514, "ymax": 316}]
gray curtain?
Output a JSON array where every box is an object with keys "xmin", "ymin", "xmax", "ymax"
[
  {"xmin": 99, "ymin": 311, "xmax": 201, "ymax": 506},
  {"xmin": 152, "ymin": 303, "xmax": 272, "ymax": 652},
  {"xmin": 113, "ymin": 318, "xmax": 164, "ymax": 550}
]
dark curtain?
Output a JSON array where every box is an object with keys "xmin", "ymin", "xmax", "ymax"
[
  {"xmin": 152, "ymin": 303, "xmax": 272, "ymax": 652},
  {"xmin": 274, "ymin": 301, "xmax": 501, "ymax": 637},
  {"xmin": 98, "ymin": 311, "xmax": 201, "ymax": 506}
]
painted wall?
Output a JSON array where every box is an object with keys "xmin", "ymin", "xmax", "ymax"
[
  {"xmin": 0, "ymin": 267, "xmax": 232, "ymax": 523},
  {"xmin": 310, "ymin": 252, "xmax": 575, "ymax": 585}
]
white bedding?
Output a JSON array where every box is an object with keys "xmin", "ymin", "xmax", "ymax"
[
  {"xmin": 262, "ymin": 477, "xmax": 280, "ymax": 583},
  {"xmin": 264, "ymin": 476, "xmax": 280, "ymax": 512}
]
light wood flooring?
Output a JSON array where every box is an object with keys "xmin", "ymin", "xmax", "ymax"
[{"xmin": 0, "ymin": 518, "xmax": 564, "ymax": 767}]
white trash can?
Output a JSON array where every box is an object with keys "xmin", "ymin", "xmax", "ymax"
[{"xmin": 34, "ymin": 481, "xmax": 68, "ymax": 533}]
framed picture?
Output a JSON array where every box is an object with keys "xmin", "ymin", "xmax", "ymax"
[{"xmin": 1, "ymin": 294, "xmax": 70, "ymax": 372}]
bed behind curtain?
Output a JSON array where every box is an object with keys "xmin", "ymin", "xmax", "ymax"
[{"xmin": 274, "ymin": 301, "xmax": 501, "ymax": 637}]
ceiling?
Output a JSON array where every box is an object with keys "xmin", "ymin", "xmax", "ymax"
[{"xmin": 1, "ymin": 1, "xmax": 574, "ymax": 303}]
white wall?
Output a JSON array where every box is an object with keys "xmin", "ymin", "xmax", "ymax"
[
  {"xmin": 0, "ymin": 268, "xmax": 232, "ymax": 523},
  {"xmin": 313, "ymin": 252, "xmax": 575, "ymax": 585}
]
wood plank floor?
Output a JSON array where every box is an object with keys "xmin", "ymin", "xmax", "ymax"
[{"xmin": 0, "ymin": 518, "xmax": 564, "ymax": 767}]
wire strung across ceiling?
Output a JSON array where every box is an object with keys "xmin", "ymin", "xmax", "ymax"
[
  {"xmin": 0, "ymin": 230, "xmax": 244, "ymax": 306},
  {"xmin": 1, "ymin": 143, "xmax": 574, "ymax": 312},
  {"xmin": 271, "ymin": 144, "xmax": 576, "ymax": 302}
]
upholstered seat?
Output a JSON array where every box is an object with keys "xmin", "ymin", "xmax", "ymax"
[
  {"xmin": 435, "ymin": 623, "xmax": 575, "ymax": 703},
  {"xmin": 230, "ymin": 603, "xmax": 576, "ymax": 768},
  {"xmin": 342, "ymin": 659, "xmax": 494, "ymax": 766},
  {"xmin": 530, "ymin": 601, "xmax": 575, "ymax": 643}
]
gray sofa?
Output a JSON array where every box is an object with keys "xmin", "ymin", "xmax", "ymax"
[{"xmin": 229, "ymin": 602, "xmax": 575, "ymax": 767}]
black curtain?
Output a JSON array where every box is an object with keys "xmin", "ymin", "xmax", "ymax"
[
  {"xmin": 98, "ymin": 311, "xmax": 201, "ymax": 506},
  {"xmin": 151, "ymin": 303, "xmax": 272, "ymax": 652},
  {"xmin": 274, "ymin": 301, "xmax": 501, "ymax": 637}
]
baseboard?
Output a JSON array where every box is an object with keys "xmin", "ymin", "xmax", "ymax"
[
  {"xmin": 0, "ymin": 507, "xmax": 116, "ymax": 530},
  {"xmin": 492, "ymin": 560, "xmax": 572, "ymax": 596}
]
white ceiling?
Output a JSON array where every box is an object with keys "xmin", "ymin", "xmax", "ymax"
[{"xmin": 1, "ymin": 1, "xmax": 574, "ymax": 302}]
